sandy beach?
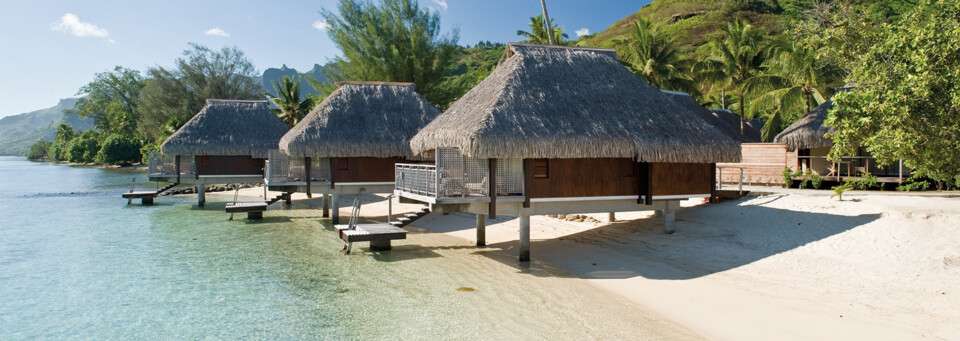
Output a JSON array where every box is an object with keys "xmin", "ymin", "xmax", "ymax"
[{"xmin": 217, "ymin": 187, "xmax": 960, "ymax": 340}]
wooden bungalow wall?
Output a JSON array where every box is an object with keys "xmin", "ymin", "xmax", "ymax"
[
  {"xmin": 196, "ymin": 155, "xmax": 265, "ymax": 176},
  {"xmin": 717, "ymin": 143, "xmax": 798, "ymax": 186},
  {"xmin": 523, "ymin": 158, "xmax": 714, "ymax": 198},
  {"xmin": 331, "ymin": 157, "xmax": 410, "ymax": 183}
]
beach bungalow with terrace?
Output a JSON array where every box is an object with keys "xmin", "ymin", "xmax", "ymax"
[
  {"xmin": 394, "ymin": 43, "xmax": 741, "ymax": 261},
  {"xmin": 144, "ymin": 99, "xmax": 289, "ymax": 206},
  {"xmin": 265, "ymin": 81, "xmax": 441, "ymax": 223}
]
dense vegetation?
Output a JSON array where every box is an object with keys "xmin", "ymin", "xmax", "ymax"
[{"xmin": 25, "ymin": 0, "xmax": 958, "ymax": 190}]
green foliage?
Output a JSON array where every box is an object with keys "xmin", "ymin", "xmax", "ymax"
[
  {"xmin": 851, "ymin": 174, "xmax": 880, "ymax": 190},
  {"xmin": 517, "ymin": 14, "xmax": 569, "ymax": 45},
  {"xmin": 693, "ymin": 19, "xmax": 769, "ymax": 136},
  {"xmin": 320, "ymin": 0, "xmax": 460, "ymax": 107},
  {"xmin": 95, "ymin": 134, "xmax": 142, "ymax": 165},
  {"xmin": 613, "ymin": 17, "xmax": 698, "ymax": 95},
  {"xmin": 439, "ymin": 43, "xmax": 506, "ymax": 104},
  {"xmin": 139, "ymin": 43, "xmax": 264, "ymax": 141},
  {"xmin": 782, "ymin": 167, "xmax": 794, "ymax": 188},
  {"xmin": 68, "ymin": 66, "xmax": 145, "ymax": 139},
  {"xmin": 799, "ymin": 168, "xmax": 811, "ymax": 188},
  {"xmin": 269, "ymin": 76, "xmax": 315, "ymax": 127},
  {"xmin": 27, "ymin": 140, "xmax": 51, "ymax": 160},
  {"xmin": 831, "ymin": 183, "xmax": 850, "ymax": 201},
  {"xmin": 897, "ymin": 179, "xmax": 931, "ymax": 192},
  {"xmin": 139, "ymin": 142, "xmax": 160, "ymax": 164},
  {"xmin": 66, "ymin": 130, "xmax": 101, "ymax": 164},
  {"xmin": 827, "ymin": 0, "xmax": 960, "ymax": 186},
  {"xmin": 811, "ymin": 170, "xmax": 822, "ymax": 189},
  {"xmin": 47, "ymin": 123, "xmax": 77, "ymax": 161}
]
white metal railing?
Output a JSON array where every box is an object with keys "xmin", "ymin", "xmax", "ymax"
[
  {"xmin": 147, "ymin": 151, "xmax": 194, "ymax": 176},
  {"xmin": 395, "ymin": 163, "xmax": 438, "ymax": 196},
  {"xmin": 394, "ymin": 148, "xmax": 525, "ymax": 199},
  {"xmin": 266, "ymin": 150, "xmax": 331, "ymax": 184}
]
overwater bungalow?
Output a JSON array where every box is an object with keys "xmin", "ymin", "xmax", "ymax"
[
  {"xmin": 146, "ymin": 99, "xmax": 289, "ymax": 206},
  {"xmin": 394, "ymin": 43, "xmax": 741, "ymax": 261},
  {"xmin": 266, "ymin": 81, "xmax": 441, "ymax": 223}
]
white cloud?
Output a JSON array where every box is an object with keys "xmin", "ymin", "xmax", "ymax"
[
  {"xmin": 204, "ymin": 27, "xmax": 229, "ymax": 37},
  {"xmin": 107, "ymin": 39, "xmax": 116, "ymax": 44},
  {"xmin": 431, "ymin": 0, "xmax": 448, "ymax": 10},
  {"xmin": 575, "ymin": 28, "xmax": 590, "ymax": 37},
  {"xmin": 312, "ymin": 19, "xmax": 330, "ymax": 31},
  {"xmin": 51, "ymin": 13, "xmax": 109, "ymax": 38}
]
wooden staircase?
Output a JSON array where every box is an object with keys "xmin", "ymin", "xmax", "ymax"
[
  {"xmin": 156, "ymin": 182, "xmax": 179, "ymax": 194},
  {"xmin": 265, "ymin": 192, "xmax": 293, "ymax": 205},
  {"xmin": 389, "ymin": 207, "xmax": 431, "ymax": 227}
]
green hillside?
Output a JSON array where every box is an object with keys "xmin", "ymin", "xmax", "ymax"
[
  {"xmin": 584, "ymin": 0, "xmax": 786, "ymax": 57},
  {"xmin": 0, "ymin": 98, "xmax": 93, "ymax": 155}
]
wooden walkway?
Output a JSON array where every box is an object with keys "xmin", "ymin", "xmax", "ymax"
[
  {"xmin": 225, "ymin": 202, "xmax": 269, "ymax": 219},
  {"xmin": 122, "ymin": 182, "xmax": 179, "ymax": 205}
]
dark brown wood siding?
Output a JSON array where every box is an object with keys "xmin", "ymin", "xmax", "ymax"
[
  {"xmin": 650, "ymin": 163, "xmax": 714, "ymax": 196},
  {"xmin": 525, "ymin": 158, "xmax": 640, "ymax": 198},
  {"xmin": 196, "ymin": 155, "xmax": 265, "ymax": 176},
  {"xmin": 332, "ymin": 157, "xmax": 408, "ymax": 183},
  {"xmin": 524, "ymin": 158, "xmax": 714, "ymax": 198}
]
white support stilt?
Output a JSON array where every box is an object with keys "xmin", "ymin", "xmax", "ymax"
[
  {"xmin": 331, "ymin": 194, "xmax": 340, "ymax": 224},
  {"xmin": 519, "ymin": 214, "xmax": 530, "ymax": 261},
  {"xmin": 322, "ymin": 193, "xmax": 330, "ymax": 217},
  {"xmin": 664, "ymin": 201, "xmax": 677, "ymax": 234},
  {"xmin": 197, "ymin": 179, "xmax": 205, "ymax": 207},
  {"xmin": 608, "ymin": 212, "xmax": 616, "ymax": 223},
  {"xmin": 476, "ymin": 214, "xmax": 486, "ymax": 246}
]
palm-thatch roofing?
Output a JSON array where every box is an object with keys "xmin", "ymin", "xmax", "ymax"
[
  {"xmin": 161, "ymin": 99, "xmax": 289, "ymax": 158},
  {"xmin": 661, "ymin": 90, "xmax": 761, "ymax": 143},
  {"xmin": 774, "ymin": 101, "xmax": 836, "ymax": 150},
  {"xmin": 409, "ymin": 43, "xmax": 740, "ymax": 163},
  {"xmin": 709, "ymin": 108, "xmax": 764, "ymax": 137},
  {"xmin": 279, "ymin": 82, "xmax": 441, "ymax": 158}
]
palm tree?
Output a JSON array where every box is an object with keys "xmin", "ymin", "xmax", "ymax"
[
  {"xmin": 613, "ymin": 18, "xmax": 698, "ymax": 95},
  {"xmin": 693, "ymin": 19, "xmax": 769, "ymax": 135},
  {"xmin": 746, "ymin": 40, "xmax": 846, "ymax": 140},
  {"xmin": 517, "ymin": 14, "xmax": 568, "ymax": 45},
  {"xmin": 269, "ymin": 76, "xmax": 314, "ymax": 127}
]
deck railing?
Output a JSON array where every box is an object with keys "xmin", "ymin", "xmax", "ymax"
[
  {"xmin": 147, "ymin": 151, "xmax": 194, "ymax": 176},
  {"xmin": 395, "ymin": 163, "xmax": 437, "ymax": 197},
  {"xmin": 797, "ymin": 155, "xmax": 907, "ymax": 179},
  {"xmin": 266, "ymin": 150, "xmax": 331, "ymax": 185}
]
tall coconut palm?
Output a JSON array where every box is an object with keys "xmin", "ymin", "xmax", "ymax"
[
  {"xmin": 613, "ymin": 17, "xmax": 698, "ymax": 95},
  {"xmin": 693, "ymin": 19, "xmax": 769, "ymax": 135},
  {"xmin": 269, "ymin": 76, "xmax": 314, "ymax": 127},
  {"xmin": 746, "ymin": 40, "xmax": 847, "ymax": 140},
  {"xmin": 517, "ymin": 14, "xmax": 568, "ymax": 45}
]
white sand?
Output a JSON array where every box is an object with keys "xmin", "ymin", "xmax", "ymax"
[{"xmin": 220, "ymin": 188, "xmax": 960, "ymax": 340}]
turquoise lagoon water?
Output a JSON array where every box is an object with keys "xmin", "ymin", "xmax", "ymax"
[{"xmin": 0, "ymin": 156, "xmax": 683, "ymax": 340}]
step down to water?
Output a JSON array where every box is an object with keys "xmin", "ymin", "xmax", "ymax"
[
  {"xmin": 389, "ymin": 206, "xmax": 431, "ymax": 227},
  {"xmin": 122, "ymin": 182, "xmax": 179, "ymax": 205}
]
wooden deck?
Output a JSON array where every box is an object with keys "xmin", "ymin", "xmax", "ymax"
[
  {"xmin": 225, "ymin": 202, "xmax": 268, "ymax": 219},
  {"xmin": 334, "ymin": 223, "xmax": 407, "ymax": 252}
]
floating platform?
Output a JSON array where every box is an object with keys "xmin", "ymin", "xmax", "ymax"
[
  {"xmin": 226, "ymin": 202, "xmax": 269, "ymax": 219},
  {"xmin": 334, "ymin": 223, "xmax": 407, "ymax": 253}
]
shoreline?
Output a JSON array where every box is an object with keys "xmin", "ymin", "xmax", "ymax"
[{"xmin": 206, "ymin": 188, "xmax": 960, "ymax": 340}]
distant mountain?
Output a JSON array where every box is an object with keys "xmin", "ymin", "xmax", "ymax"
[
  {"xmin": 0, "ymin": 98, "xmax": 94, "ymax": 155},
  {"xmin": 261, "ymin": 64, "xmax": 328, "ymax": 97}
]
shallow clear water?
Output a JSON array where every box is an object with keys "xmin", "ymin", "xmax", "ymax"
[{"xmin": 0, "ymin": 156, "xmax": 683, "ymax": 340}]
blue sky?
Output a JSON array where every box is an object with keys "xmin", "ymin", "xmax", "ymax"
[{"xmin": 0, "ymin": 0, "xmax": 647, "ymax": 117}]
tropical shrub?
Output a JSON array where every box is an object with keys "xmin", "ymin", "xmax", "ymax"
[
  {"xmin": 811, "ymin": 171, "xmax": 822, "ymax": 189},
  {"xmin": 897, "ymin": 180, "xmax": 931, "ymax": 192},
  {"xmin": 67, "ymin": 130, "xmax": 101, "ymax": 163},
  {"xmin": 140, "ymin": 142, "xmax": 160, "ymax": 164},
  {"xmin": 831, "ymin": 183, "xmax": 851, "ymax": 201},
  {"xmin": 782, "ymin": 167, "xmax": 794, "ymax": 188},
  {"xmin": 95, "ymin": 134, "xmax": 142, "ymax": 165},
  {"xmin": 26, "ymin": 140, "xmax": 51, "ymax": 160},
  {"xmin": 851, "ymin": 174, "xmax": 880, "ymax": 190},
  {"xmin": 799, "ymin": 169, "xmax": 811, "ymax": 189}
]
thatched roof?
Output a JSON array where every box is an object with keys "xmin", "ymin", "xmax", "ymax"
[
  {"xmin": 279, "ymin": 82, "xmax": 441, "ymax": 158},
  {"xmin": 661, "ymin": 90, "xmax": 761, "ymax": 143},
  {"xmin": 409, "ymin": 43, "xmax": 740, "ymax": 163},
  {"xmin": 774, "ymin": 101, "xmax": 836, "ymax": 150},
  {"xmin": 161, "ymin": 99, "xmax": 289, "ymax": 158}
]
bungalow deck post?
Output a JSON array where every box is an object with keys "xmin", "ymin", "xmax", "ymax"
[
  {"xmin": 608, "ymin": 212, "xmax": 616, "ymax": 222},
  {"xmin": 519, "ymin": 214, "xmax": 530, "ymax": 261},
  {"xmin": 305, "ymin": 157, "xmax": 312, "ymax": 198},
  {"xmin": 476, "ymin": 214, "xmax": 486, "ymax": 246},
  {"xmin": 331, "ymin": 194, "xmax": 340, "ymax": 224},
  {"xmin": 489, "ymin": 159, "xmax": 497, "ymax": 219},
  {"xmin": 175, "ymin": 155, "xmax": 181, "ymax": 183},
  {"xmin": 664, "ymin": 200, "xmax": 676, "ymax": 234},
  {"xmin": 198, "ymin": 178, "xmax": 205, "ymax": 207},
  {"xmin": 323, "ymin": 194, "xmax": 330, "ymax": 217}
]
